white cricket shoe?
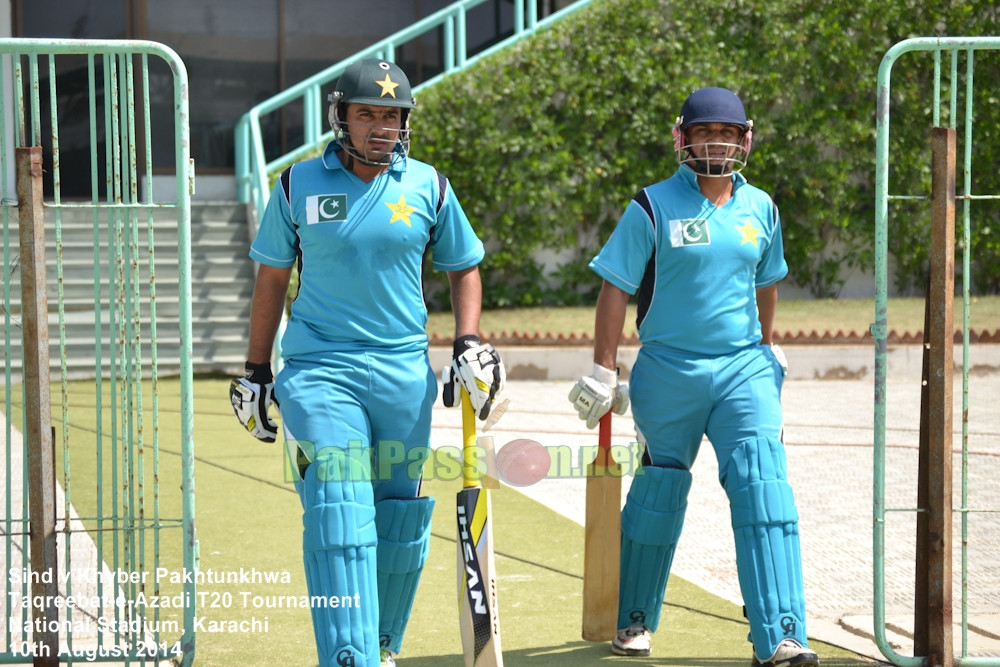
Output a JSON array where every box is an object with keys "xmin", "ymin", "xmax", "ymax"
[
  {"xmin": 611, "ymin": 623, "xmax": 652, "ymax": 657},
  {"xmin": 380, "ymin": 649, "xmax": 396, "ymax": 666},
  {"xmin": 752, "ymin": 639, "xmax": 819, "ymax": 667}
]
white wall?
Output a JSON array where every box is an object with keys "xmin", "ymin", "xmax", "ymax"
[{"xmin": 780, "ymin": 268, "xmax": 879, "ymax": 300}]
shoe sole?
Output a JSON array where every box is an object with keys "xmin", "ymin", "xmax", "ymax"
[
  {"xmin": 611, "ymin": 644, "xmax": 651, "ymax": 657},
  {"xmin": 752, "ymin": 654, "xmax": 819, "ymax": 667}
]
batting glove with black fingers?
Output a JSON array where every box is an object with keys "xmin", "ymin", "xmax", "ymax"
[
  {"xmin": 568, "ymin": 363, "xmax": 630, "ymax": 429},
  {"xmin": 229, "ymin": 361, "xmax": 279, "ymax": 442},
  {"xmin": 443, "ymin": 335, "xmax": 506, "ymax": 420}
]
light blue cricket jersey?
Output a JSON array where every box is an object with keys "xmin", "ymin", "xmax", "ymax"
[
  {"xmin": 590, "ymin": 165, "xmax": 788, "ymax": 355},
  {"xmin": 250, "ymin": 141, "xmax": 485, "ymax": 357}
]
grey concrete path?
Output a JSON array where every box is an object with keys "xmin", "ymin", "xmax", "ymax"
[{"xmin": 428, "ymin": 344, "xmax": 1000, "ymax": 662}]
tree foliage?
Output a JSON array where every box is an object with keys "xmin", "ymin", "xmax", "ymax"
[{"xmin": 410, "ymin": 0, "xmax": 1000, "ymax": 307}]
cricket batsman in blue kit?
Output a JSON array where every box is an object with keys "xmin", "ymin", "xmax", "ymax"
[
  {"xmin": 569, "ymin": 87, "xmax": 818, "ymax": 666},
  {"xmin": 229, "ymin": 59, "xmax": 505, "ymax": 667}
]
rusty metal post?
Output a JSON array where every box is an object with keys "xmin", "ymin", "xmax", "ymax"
[
  {"xmin": 16, "ymin": 145, "xmax": 59, "ymax": 667},
  {"xmin": 914, "ymin": 127, "xmax": 955, "ymax": 667},
  {"xmin": 915, "ymin": 271, "xmax": 931, "ymax": 658}
]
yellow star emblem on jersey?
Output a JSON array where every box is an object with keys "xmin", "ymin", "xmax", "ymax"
[
  {"xmin": 375, "ymin": 74, "xmax": 399, "ymax": 99},
  {"xmin": 736, "ymin": 219, "xmax": 761, "ymax": 246},
  {"xmin": 386, "ymin": 195, "xmax": 415, "ymax": 227}
]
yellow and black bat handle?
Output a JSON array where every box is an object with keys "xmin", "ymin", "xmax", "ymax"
[{"xmin": 462, "ymin": 388, "xmax": 479, "ymax": 487}]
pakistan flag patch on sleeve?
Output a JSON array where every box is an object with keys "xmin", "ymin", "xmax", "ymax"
[
  {"xmin": 668, "ymin": 218, "xmax": 710, "ymax": 247},
  {"xmin": 305, "ymin": 194, "xmax": 348, "ymax": 224}
]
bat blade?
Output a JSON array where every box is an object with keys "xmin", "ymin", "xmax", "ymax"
[
  {"xmin": 457, "ymin": 389, "xmax": 503, "ymax": 666},
  {"xmin": 582, "ymin": 411, "xmax": 621, "ymax": 641}
]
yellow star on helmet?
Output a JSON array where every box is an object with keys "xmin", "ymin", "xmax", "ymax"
[
  {"xmin": 386, "ymin": 194, "xmax": 415, "ymax": 227},
  {"xmin": 736, "ymin": 219, "xmax": 761, "ymax": 246},
  {"xmin": 375, "ymin": 73, "xmax": 399, "ymax": 99}
]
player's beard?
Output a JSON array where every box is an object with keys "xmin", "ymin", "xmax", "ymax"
[
  {"xmin": 688, "ymin": 142, "xmax": 737, "ymax": 176},
  {"xmin": 342, "ymin": 127, "xmax": 400, "ymax": 166}
]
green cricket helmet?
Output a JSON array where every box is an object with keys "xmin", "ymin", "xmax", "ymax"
[
  {"xmin": 332, "ymin": 59, "xmax": 416, "ymax": 108},
  {"xmin": 327, "ymin": 59, "xmax": 416, "ymax": 166}
]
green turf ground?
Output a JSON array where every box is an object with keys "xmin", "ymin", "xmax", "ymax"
[
  {"xmin": 3, "ymin": 377, "xmax": 879, "ymax": 665},
  {"xmin": 182, "ymin": 379, "xmax": 879, "ymax": 665}
]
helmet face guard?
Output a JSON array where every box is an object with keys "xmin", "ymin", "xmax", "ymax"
[
  {"xmin": 328, "ymin": 59, "xmax": 416, "ymax": 167},
  {"xmin": 672, "ymin": 87, "xmax": 753, "ymax": 177},
  {"xmin": 328, "ymin": 97, "xmax": 412, "ymax": 166},
  {"xmin": 672, "ymin": 120, "xmax": 753, "ymax": 176}
]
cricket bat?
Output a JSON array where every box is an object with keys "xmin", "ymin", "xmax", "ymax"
[
  {"xmin": 582, "ymin": 411, "xmax": 621, "ymax": 641},
  {"xmin": 457, "ymin": 388, "xmax": 503, "ymax": 666}
]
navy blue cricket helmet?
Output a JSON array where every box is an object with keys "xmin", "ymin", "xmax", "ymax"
[
  {"xmin": 672, "ymin": 87, "xmax": 754, "ymax": 176},
  {"xmin": 678, "ymin": 87, "xmax": 750, "ymax": 130}
]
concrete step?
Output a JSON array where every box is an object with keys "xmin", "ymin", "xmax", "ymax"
[
  {"xmin": 28, "ymin": 294, "xmax": 249, "ymax": 314},
  {"xmin": 5, "ymin": 332, "xmax": 249, "ymax": 377},
  {"xmin": 42, "ymin": 201, "xmax": 247, "ymax": 224},
  {"xmin": 12, "ymin": 268, "xmax": 254, "ymax": 308},
  {"xmin": 6, "ymin": 201, "xmax": 255, "ymax": 376},
  {"xmin": 39, "ymin": 253, "xmax": 250, "ymax": 271}
]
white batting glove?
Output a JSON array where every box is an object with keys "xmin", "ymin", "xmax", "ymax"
[
  {"xmin": 568, "ymin": 363, "xmax": 629, "ymax": 429},
  {"xmin": 229, "ymin": 362, "xmax": 278, "ymax": 442},
  {"xmin": 771, "ymin": 343, "xmax": 788, "ymax": 375},
  {"xmin": 447, "ymin": 335, "xmax": 506, "ymax": 420}
]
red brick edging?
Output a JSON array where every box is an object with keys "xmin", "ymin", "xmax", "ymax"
[{"xmin": 428, "ymin": 329, "xmax": 1000, "ymax": 346}]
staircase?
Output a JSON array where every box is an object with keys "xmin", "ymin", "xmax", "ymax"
[
  {"xmin": 187, "ymin": 203, "xmax": 255, "ymax": 374},
  {"xmin": 3, "ymin": 202, "xmax": 253, "ymax": 379}
]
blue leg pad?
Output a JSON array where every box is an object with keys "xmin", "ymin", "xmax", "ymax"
[
  {"xmin": 722, "ymin": 436, "xmax": 808, "ymax": 656},
  {"xmin": 300, "ymin": 452, "xmax": 379, "ymax": 667},
  {"xmin": 375, "ymin": 497, "xmax": 435, "ymax": 655},
  {"xmin": 617, "ymin": 466, "xmax": 693, "ymax": 632}
]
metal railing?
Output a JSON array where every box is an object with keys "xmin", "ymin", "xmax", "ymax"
[
  {"xmin": 874, "ymin": 36, "xmax": 1000, "ymax": 667},
  {"xmin": 234, "ymin": 0, "xmax": 595, "ymax": 232},
  {"xmin": 1, "ymin": 38, "xmax": 196, "ymax": 665}
]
